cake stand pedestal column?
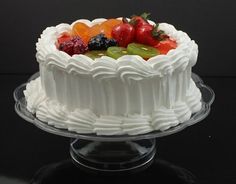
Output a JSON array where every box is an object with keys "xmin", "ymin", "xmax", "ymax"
[{"xmin": 70, "ymin": 138, "xmax": 156, "ymax": 172}]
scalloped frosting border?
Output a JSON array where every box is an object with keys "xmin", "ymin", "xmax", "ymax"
[{"xmin": 36, "ymin": 19, "xmax": 198, "ymax": 80}]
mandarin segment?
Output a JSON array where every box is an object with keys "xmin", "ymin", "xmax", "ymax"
[
  {"xmin": 87, "ymin": 24, "xmax": 111, "ymax": 39},
  {"xmin": 72, "ymin": 22, "xmax": 90, "ymax": 43},
  {"xmin": 101, "ymin": 19, "xmax": 122, "ymax": 29}
]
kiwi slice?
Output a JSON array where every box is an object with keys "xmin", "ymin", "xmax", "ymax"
[
  {"xmin": 127, "ymin": 43, "xmax": 159, "ymax": 59},
  {"xmin": 85, "ymin": 50, "xmax": 107, "ymax": 60},
  {"xmin": 107, "ymin": 46, "xmax": 129, "ymax": 59}
]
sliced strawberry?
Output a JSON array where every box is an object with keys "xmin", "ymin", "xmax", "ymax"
[
  {"xmin": 155, "ymin": 38, "xmax": 177, "ymax": 54},
  {"xmin": 57, "ymin": 32, "xmax": 71, "ymax": 45}
]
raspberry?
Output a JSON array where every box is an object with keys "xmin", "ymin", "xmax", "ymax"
[
  {"xmin": 59, "ymin": 40, "xmax": 74, "ymax": 56},
  {"xmin": 58, "ymin": 36, "xmax": 88, "ymax": 56},
  {"xmin": 72, "ymin": 37, "xmax": 88, "ymax": 54}
]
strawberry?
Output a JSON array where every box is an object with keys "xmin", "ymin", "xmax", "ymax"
[
  {"xmin": 130, "ymin": 12, "xmax": 150, "ymax": 28},
  {"xmin": 135, "ymin": 24, "xmax": 158, "ymax": 46},
  {"xmin": 155, "ymin": 38, "xmax": 177, "ymax": 54},
  {"xmin": 57, "ymin": 32, "xmax": 71, "ymax": 45},
  {"xmin": 135, "ymin": 23, "xmax": 169, "ymax": 46},
  {"xmin": 111, "ymin": 18, "xmax": 135, "ymax": 47}
]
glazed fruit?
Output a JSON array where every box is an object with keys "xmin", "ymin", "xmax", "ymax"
[
  {"xmin": 130, "ymin": 13, "xmax": 150, "ymax": 28},
  {"xmin": 101, "ymin": 19, "xmax": 122, "ymax": 29},
  {"xmin": 127, "ymin": 43, "xmax": 159, "ymax": 59},
  {"xmin": 87, "ymin": 24, "xmax": 111, "ymax": 39},
  {"xmin": 85, "ymin": 50, "xmax": 107, "ymax": 59},
  {"xmin": 88, "ymin": 33, "xmax": 117, "ymax": 50},
  {"xmin": 155, "ymin": 38, "xmax": 177, "ymax": 54},
  {"xmin": 57, "ymin": 13, "xmax": 177, "ymax": 59},
  {"xmin": 59, "ymin": 40, "xmax": 74, "ymax": 56},
  {"xmin": 57, "ymin": 32, "xmax": 71, "ymax": 45},
  {"xmin": 135, "ymin": 24, "xmax": 162, "ymax": 46},
  {"xmin": 72, "ymin": 22, "xmax": 90, "ymax": 43},
  {"xmin": 107, "ymin": 46, "xmax": 129, "ymax": 59},
  {"xmin": 59, "ymin": 36, "xmax": 88, "ymax": 56},
  {"xmin": 111, "ymin": 19, "xmax": 135, "ymax": 47}
]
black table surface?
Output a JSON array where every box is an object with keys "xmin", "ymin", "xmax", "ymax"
[{"xmin": 0, "ymin": 74, "xmax": 235, "ymax": 184}]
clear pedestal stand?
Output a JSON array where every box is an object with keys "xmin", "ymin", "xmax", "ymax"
[{"xmin": 14, "ymin": 73, "xmax": 214, "ymax": 173}]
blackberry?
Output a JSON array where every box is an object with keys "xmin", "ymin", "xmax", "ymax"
[
  {"xmin": 88, "ymin": 34, "xmax": 117, "ymax": 50},
  {"xmin": 105, "ymin": 38, "xmax": 118, "ymax": 47}
]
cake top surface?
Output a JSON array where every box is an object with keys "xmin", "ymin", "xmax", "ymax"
[{"xmin": 36, "ymin": 13, "xmax": 198, "ymax": 79}]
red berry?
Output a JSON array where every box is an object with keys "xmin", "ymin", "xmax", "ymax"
[
  {"xmin": 59, "ymin": 40, "xmax": 74, "ymax": 56},
  {"xmin": 111, "ymin": 22, "xmax": 135, "ymax": 47},
  {"xmin": 135, "ymin": 24, "xmax": 160, "ymax": 46},
  {"xmin": 72, "ymin": 37, "xmax": 88, "ymax": 54},
  {"xmin": 59, "ymin": 36, "xmax": 88, "ymax": 56},
  {"xmin": 130, "ymin": 13, "xmax": 150, "ymax": 28},
  {"xmin": 155, "ymin": 38, "xmax": 177, "ymax": 54},
  {"xmin": 130, "ymin": 16, "xmax": 149, "ymax": 28},
  {"xmin": 57, "ymin": 32, "xmax": 71, "ymax": 45}
]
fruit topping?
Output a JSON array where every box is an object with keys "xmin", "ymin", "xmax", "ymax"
[
  {"xmin": 59, "ymin": 40, "xmax": 74, "ymax": 56},
  {"xmin": 130, "ymin": 12, "xmax": 150, "ymax": 28},
  {"xmin": 85, "ymin": 50, "xmax": 107, "ymax": 59},
  {"xmin": 111, "ymin": 18, "xmax": 135, "ymax": 47},
  {"xmin": 135, "ymin": 24, "xmax": 158, "ymax": 46},
  {"xmin": 155, "ymin": 38, "xmax": 177, "ymax": 54},
  {"xmin": 135, "ymin": 23, "xmax": 168, "ymax": 46},
  {"xmin": 88, "ymin": 24, "xmax": 111, "ymax": 40},
  {"xmin": 59, "ymin": 36, "xmax": 88, "ymax": 56},
  {"xmin": 107, "ymin": 46, "xmax": 129, "ymax": 59},
  {"xmin": 101, "ymin": 19, "xmax": 123, "ymax": 30},
  {"xmin": 57, "ymin": 32, "xmax": 71, "ymax": 45},
  {"xmin": 57, "ymin": 13, "xmax": 177, "ymax": 58},
  {"xmin": 88, "ymin": 33, "xmax": 117, "ymax": 50},
  {"xmin": 72, "ymin": 22, "xmax": 90, "ymax": 43},
  {"xmin": 127, "ymin": 43, "xmax": 159, "ymax": 59}
]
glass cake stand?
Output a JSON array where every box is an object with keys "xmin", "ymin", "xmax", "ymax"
[{"xmin": 14, "ymin": 73, "xmax": 214, "ymax": 173}]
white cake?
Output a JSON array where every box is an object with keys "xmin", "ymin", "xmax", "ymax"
[{"xmin": 24, "ymin": 18, "xmax": 202, "ymax": 135}]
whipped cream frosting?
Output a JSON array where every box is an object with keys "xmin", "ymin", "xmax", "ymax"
[
  {"xmin": 24, "ymin": 18, "xmax": 202, "ymax": 135},
  {"xmin": 24, "ymin": 76, "xmax": 202, "ymax": 135}
]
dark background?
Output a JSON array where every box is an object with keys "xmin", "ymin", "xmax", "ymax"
[{"xmin": 0, "ymin": 0, "xmax": 236, "ymax": 183}]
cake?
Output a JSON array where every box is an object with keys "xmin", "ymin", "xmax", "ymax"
[{"xmin": 24, "ymin": 13, "xmax": 202, "ymax": 135}]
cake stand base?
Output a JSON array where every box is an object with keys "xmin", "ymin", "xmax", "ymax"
[
  {"xmin": 31, "ymin": 159, "xmax": 198, "ymax": 184},
  {"xmin": 70, "ymin": 138, "xmax": 156, "ymax": 173}
]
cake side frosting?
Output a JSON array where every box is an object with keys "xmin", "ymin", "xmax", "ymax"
[
  {"xmin": 24, "ymin": 75, "xmax": 201, "ymax": 135},
  {"xmin": 24, "ymin": 18, "xmax": 202, "ymax": 135}
]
